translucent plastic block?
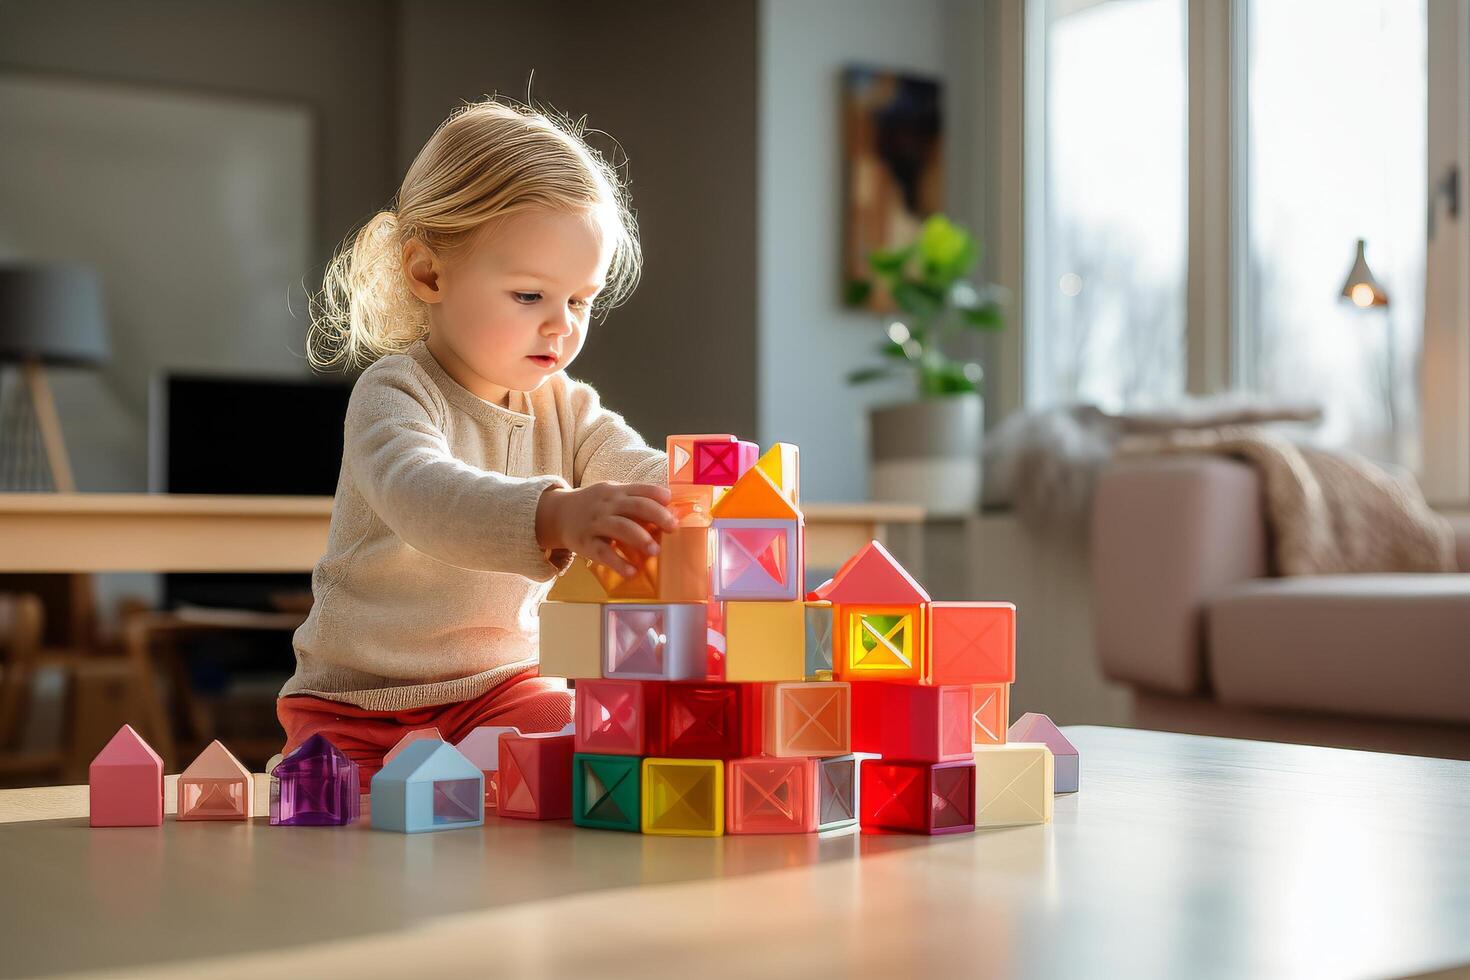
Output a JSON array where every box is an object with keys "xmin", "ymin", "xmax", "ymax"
[
  {"xmin": 972, "ymin": 684, "xmax": 1010, "ymax": 746},
  {"xmin": 850, "ymin": 682, "xmax": 972, "ymax": 762},
  {"xmin": 973, "ymin": 744, "xmax": 1053, "ymax": 827},
  {"xmin": 642, "ymin": 758, "xmax": 724, "ymax": 836},
  {"xmin": 816, "ymin": 755, "xmax": 858, "ymax": 831},
  {"xmin": 270, "ymin": 733, "xmax": 360, "ymax": 826},
  {"xmin": 723, "ymin": 600, "xmax": 806, "ymax": 681},
  {"xmin": 454, "ymin": 725, "xmax": 522, "ymax": 808},
  {"xmin": 662, "ymin": 683, "xmax": 757, "ymax": 760},
  {"xmin": 813, "ymin": 540, "xmax": 930, "ymax": 605},
  {"xmin": 370, "ymin": 739, "xmax": 484, "ymax": 833},
  {"xmin": 590, "ymin": 526, "xmax": 713, "ymax": 601},
  {"xmin": 574, "ymin": 678, "xmax": 662, "ymax": 756},
  {"xmin": 860, "ymin": 758, "xmax": 975, "ymax": 835},
  {"xmin": 603, "ymin": 603, "xmax": 708, "ymax": 680},
  {"xmin": 726, "ymin": 757, "xmax": 816, "ymax": 834},
  {"xmin": 668, "ymin": 433, "xmax": 735, "ymax": 484},
  {"xmin": 691, "ymin": 438, "xmax": 757, "ymax": 485},
  {"xmin": 928, "ymin": 602, "xmax": 1016, "ymax": 684},
  {"xmin": 755, "ymin": 442, "xmax": 800, "ymax": 506},
  {"xmin": 835, "ymin": 605, "xmax": 926, "ymax": 683},
  {"xmin": 539, "ymin": 601, "xmax": 604, "ymax": 680},
  {"xmin": 711, "ymin": 519, "xmax": 801, "ymax": 600},
  {"xmin": 762, "ymin": 682, "xmax": 850, "ymax": 757},
  {"xmin": 178, "ymin": 740, "xmax": 253, "ymax": 821},
  {"xmin": 710, "ymin": 466, "xmax": 799, "ymax": 520},
  {"xmin": 804, "ymin": 602, "xmax": 833, "ymax": 677},
  {"xmin": 572, "ymin": 753, "xmax": 642, "ymax": 832},
  {"xmin": 1008, "ymin": 712, "xmax": 1079, "ymax": 793},
  {"xmin": 497, "ymin": 732, "xmax": 575, "ymax": 820},
  {"xmin": 89, "ymin": 724, "xmax": 164, "ymax": 828}
]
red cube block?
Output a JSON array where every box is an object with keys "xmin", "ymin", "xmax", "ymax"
[
  {"xmin": 661, "ymin": 682, "xmax": 759, "ymax": 759},
  {"xmin": 497, "ymin": 732, "xmax": 574, "ymax": 820},
  {"xmin": 860, "ymin": 758, "xmax": 976, "ymax": 835},
  {"xmin": 574, "ymin": 678, "xmax": 663, "ymax": 756},
  {"xmin": 850, "ymin": 682, "xmax": 972, "ymax": 762},
  {"xmin": 928, "ymin": 602, "xmax": 1016, "ymax": 684}
]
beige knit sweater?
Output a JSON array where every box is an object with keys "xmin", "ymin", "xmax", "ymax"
[{"xmin": 280, "ymin": 339, "xmax": 666, "ymax": 710}]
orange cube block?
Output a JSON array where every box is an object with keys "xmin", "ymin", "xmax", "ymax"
[{"xmin": 928, "ymin": 602, "xmax": 1016, "ymax": 684}]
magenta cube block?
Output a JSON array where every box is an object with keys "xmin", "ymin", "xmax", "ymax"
[
  {"xmin": 692, "ymin": 439, "xmax": 758, "ymax": 485},
  {"xmin": 270, "ymin": 733, "xmax": 361, "ymax": 826}
]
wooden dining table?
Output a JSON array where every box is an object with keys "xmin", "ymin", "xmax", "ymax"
[{"xmin": 0, "ymin": 493, "xmax": 925, "ymax": 573}]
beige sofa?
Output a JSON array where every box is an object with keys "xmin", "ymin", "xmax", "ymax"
[{"xmin": 1092, "ymin": 455, "xmax": 1470, "ymax": 760}]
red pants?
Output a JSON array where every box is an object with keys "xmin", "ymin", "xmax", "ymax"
[{"xmin": 277, "ymin": 668, "xmax": 573, "ymax": 792}]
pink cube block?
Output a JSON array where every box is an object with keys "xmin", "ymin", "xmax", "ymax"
[
  {"xmin": 497, "ymin": 732, "xmax": 575, "ymax": 820},
  {"xmin": 928, "ymin": 602, "xmax": 1016, "ymax": 684},
  {"xmin": 725, "ymin": 757, "xmax": 818, "ymax": 834},
  {"xmin": 691, "ymin": 439, "xmax": 758, "ymax": 486},
  {"xmin": 89, "ymin": 724, "xmax": 164, "ymax": 827}
]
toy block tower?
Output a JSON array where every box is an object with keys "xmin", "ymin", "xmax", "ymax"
[{"xmin": 537, "ymin": 434, "xmax": 1038, "ymax": 838}]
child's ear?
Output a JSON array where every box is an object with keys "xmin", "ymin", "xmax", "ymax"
[{"xmin": 402, "ymin": 238, "xmax": 445, "ymax": 304}]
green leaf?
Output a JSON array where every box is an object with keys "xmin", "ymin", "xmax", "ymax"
[
  {"xmin": 960, "ymin": 302, "xmax": 1005, "ymax": 330},
  {"xmin": 917, "ymin": 215, "xmax": 978, "ymax": 282},
  {"xmin": 877, "ymin": 340, "xmax": 911, "ymax": 360},
  {"xmin": 867, "ymin": 245, "xmax": 913, "ymax": 277},
  {"xmin": 893, "ymin": 281, "xmax": 944, "ymax": 319}
]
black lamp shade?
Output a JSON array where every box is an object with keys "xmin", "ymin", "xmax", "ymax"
[{"xmin": 0, "ymin": 263, "xmax": 110, "ymax": 366}]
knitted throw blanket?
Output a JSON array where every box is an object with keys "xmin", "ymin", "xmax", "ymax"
[{"xmin": 1118, "ymin": 425, "xmax": 1456, "ymax": 575}]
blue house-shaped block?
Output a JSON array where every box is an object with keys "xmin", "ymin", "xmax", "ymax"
[{"xmin": 370, "ymin": 739, "xmax": 484, "ymax": 833}]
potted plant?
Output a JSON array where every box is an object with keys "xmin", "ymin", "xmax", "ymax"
[{"xmin": 846, "ymin": 214, "xmax": 1006, "ymax": 516}]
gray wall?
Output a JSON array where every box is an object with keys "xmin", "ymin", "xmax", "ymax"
[
  {"xmin": 758, "ymin": 0, "xmax": 987, "ymax": 502},
  {"xmin": 396, "ymin": 0, "xmax": 761, "ymax": 443}
]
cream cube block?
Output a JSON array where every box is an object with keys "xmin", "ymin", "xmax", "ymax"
[
  {"xmin": 537, "ymin": 601, "xmax": 602, "ymax": 679},
  {"xmin": 973, "ymin": 743, "xmax": 1053, "ymax": 827}
]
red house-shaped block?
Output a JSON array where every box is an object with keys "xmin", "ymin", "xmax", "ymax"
[
  {"xmin": 89, "ymin": 724, "xmax": 164, "ymax": 827},
  {"xmin": 811, "ymin": 540, "xmax": 930, "ymax": 684}
]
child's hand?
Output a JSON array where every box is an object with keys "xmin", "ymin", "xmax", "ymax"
[{"xmin": 535, "ymin": 482, "xmax": 677, "ymax": 577}]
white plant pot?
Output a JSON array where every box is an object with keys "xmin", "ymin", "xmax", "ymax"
[{"xmin": 868, "ymin": 394, "xmax": 983, "ymax": 517}]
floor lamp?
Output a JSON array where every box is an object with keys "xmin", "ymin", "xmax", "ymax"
[{"xmin": 0, "ymin": 264, "xmax": 110, "ymax": 492}]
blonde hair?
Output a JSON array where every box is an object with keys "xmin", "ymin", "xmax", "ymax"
[{"xmin": 308, "ymin": 96, "xmax": 641, "ymax": 371}]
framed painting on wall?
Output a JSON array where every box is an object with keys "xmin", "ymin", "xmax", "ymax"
[{"xmin": 840, "ymin": 66, "xmax": 945, "ymax": 312}]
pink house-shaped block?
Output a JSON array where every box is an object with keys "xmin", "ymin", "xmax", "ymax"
[
  {"xmin": 89, "ymin": 724, "xmax": 164, "ymax": 827},
  {"xmin": 178, "ymin": 740, "xmax": 254, "ymax": 821}
]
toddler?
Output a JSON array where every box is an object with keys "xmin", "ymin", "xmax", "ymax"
[{"xmin": 277, "ymin": 98, "xmax": 675, "ymax": 788}]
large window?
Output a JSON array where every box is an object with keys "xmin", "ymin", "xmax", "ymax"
[
  {"xmin": 1025, "ymin": 0, "xmax": 1431, "ymax": 470},
  {"xmin": 1028, "ymin": 0, "xmax": 1188, "ymax": 411},
  {"xmin": 1239, "ymin": 0, "xmax": 1427, "ymax": 465}
]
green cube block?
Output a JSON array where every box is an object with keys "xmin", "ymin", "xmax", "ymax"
[{"xmin": 572, "ymin": 753, "xmax": 642, "ymax": 832}]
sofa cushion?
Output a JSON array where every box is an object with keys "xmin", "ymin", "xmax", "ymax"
[{"xmin": 1207, "ymin": 575, "xmax": 1470, "ymax": 725}]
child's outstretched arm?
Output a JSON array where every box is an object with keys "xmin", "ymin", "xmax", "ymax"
[
  {"xmin": 346, "ymin": 369, "xmax": 574, "ymax": 581},
  {"xmin": 566, "ymin": 378, "xmax": 668, "ymax": 488}
]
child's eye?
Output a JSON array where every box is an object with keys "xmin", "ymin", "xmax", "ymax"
[{"xmin": 513, "ymin": 291, "xmax": 542, "ymax": 304}]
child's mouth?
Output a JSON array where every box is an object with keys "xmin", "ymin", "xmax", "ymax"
[{"xmin": 527, "ymin": 354, "xmax": 557, "ymax": 368}]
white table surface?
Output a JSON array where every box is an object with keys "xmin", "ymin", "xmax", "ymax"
[{"xmin": 0, "ymin": 725, "xmax": 1466, "ymax": 979}]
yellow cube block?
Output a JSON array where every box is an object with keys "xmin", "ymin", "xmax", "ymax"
[
  {"xmin": 537, "ymin": 601, "xmax": 602, "ymax": 679},
  {"xmin": 642, "ymin": 758, "xmax": 724, "ymax": 837},
  {"xmin": 723, "ymin": 600, "xmax": 806, "ymax": 682},
  {"xmin": 973, "ymin": 743, "xmax": 1053, "ymax": 827}
]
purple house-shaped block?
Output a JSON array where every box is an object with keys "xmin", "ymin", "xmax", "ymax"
[{"xmin": 270, "ymin": 733, "xmax": 361, "ymax": 826}]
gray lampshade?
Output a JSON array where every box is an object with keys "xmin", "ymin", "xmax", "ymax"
[{"xmin": 0, "ymin": 263, "xmax": 110, "ymax": 366}]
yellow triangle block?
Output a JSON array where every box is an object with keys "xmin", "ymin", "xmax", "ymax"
[
  {"xmin": 710, "ymin": 465, "xmax": 800, "ymax": 520},
  {"xmin": 547, "ymin": 558, "xmax": 608, "ymax": 602},
  {"xmin": 755, "ymin": 443, "xmax": 800, "ymax": 506}
]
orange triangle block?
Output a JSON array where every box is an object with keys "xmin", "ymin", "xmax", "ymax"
[
  {"xmin": 755, "ymin": 443, "xmax": 800, "ymax": 507},
  {"xmin": 710, "ymin": 465, "xmax": 800, "ymax": 520},
  {"xmin": 548, "ymin": 557, "xmax": 608, "ymax": 602},
  {"xmin": 820, "ymin": 540, "xmax": 930, "ymax": 604}
]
